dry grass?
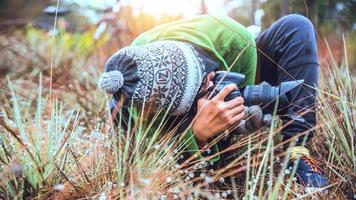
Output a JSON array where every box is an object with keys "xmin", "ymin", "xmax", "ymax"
[{"xmin": 0, "ymin": 10, "xmax": 355, "ymax": 200}]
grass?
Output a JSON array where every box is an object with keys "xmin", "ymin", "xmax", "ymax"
[{"xmin": 0, "ymin": 18, "xmax": 355, "ymax": 199}]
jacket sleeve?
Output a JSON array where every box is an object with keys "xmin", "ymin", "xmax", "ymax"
[
  {"xmin": 240, "ymin": 43, "xmax": 257, "ymax": 86},
  {"xmin": 227, "ymin": 34, "xmax": 257, "ymax": 87},
  {"xmin": 182, "ymin": 127, "xmax": 220, "ymax": 163}
]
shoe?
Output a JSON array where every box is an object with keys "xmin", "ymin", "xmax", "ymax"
[{"xmin": 288, "ymin": 146, "xmax": 329, "ymax": 188}]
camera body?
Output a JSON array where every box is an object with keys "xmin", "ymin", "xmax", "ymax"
[{"xmin": 210, "ymin": 71, "xmax": 304, "ymax": 114}]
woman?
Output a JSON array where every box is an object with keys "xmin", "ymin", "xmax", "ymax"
[{"xmin": 99, "ymin": 14, "xmax": 328, "ymax": 188}]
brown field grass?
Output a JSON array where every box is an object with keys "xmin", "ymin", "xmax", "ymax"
[{"xmin": 0, "ymin": 9, "xmax": 355, "ymax": 199}]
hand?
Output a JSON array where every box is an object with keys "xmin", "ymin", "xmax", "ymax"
[{"xmin": 192, "ymin": 84, "xmax": 245, "ymax": 146}]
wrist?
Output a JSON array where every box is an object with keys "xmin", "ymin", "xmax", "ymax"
[
  {"xmin": 195, "ymin": 136, "xmax": 208, "ymax": 146},
  {"xmin": 192, "ymin": 125, "xmax": 208, "ymax": 146}
]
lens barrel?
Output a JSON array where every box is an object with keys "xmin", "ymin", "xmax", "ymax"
[
  {"xmin": 243, "ymin": 82, "xmax": 278, "ymax": 106},
  {"xmin": 242, "ymin": 82, "xmax": 289, "ymax": 113},
  {"xmin": 211, "ymin": 71, "xmax": 302, "ymax": 114}
]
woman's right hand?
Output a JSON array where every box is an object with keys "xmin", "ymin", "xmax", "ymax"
[{"xmin": 192, "ymin": 83, "xmax": 245, "ymax": 146}]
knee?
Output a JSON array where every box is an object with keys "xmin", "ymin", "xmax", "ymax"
[{"xmin": 282, "ymin": 14, "xmax": 315, "ymax": 34}]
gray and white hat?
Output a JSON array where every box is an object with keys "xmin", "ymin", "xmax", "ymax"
[{"xmin": 98, "ymin": 40, "xmax": 209, "ymax": 116}]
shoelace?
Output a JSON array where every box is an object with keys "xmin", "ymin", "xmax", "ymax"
[{"xmin": 300, "ymin": 155, "xmax": 322, "ymax": 173}]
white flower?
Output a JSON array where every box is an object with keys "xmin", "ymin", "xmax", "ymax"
[
  {"xmin": 141, "ymin": 178, "xmax": 150, "ymax": 185},
  {"xmin": 54, "ymin": 184, "xmax": 64, "ymax": 191},
  {"xmin": 222, "ymin": 192, "xmax": 227, "ymax": 197},
  {"xmin": 166, "ymin": 177, "xmax": 173, "ymax": 183},
  {"xmin": 189, "ymin": 172, "xmax": 194, "ymax": 178},
  {"xmin": 204, "ymin": 176, "xmax": 213, "ymax": 183},
  {"xmin": 107, "ymin": 181, "xmax": 113, "ymax": 187},
  {"xmin": 200, "ymin": 161, "xmax": 207, "ymax": 166},
  {"xmin": 90, "ymin": 129, "xmax": 100, "ymax": 139},
  {"xmin": 169, "ymin": 188, "xmax": 180, "ymax": 193},
  {"xmin": 99, "ymin": 192, "xmax": 106, "ymax": 200}
]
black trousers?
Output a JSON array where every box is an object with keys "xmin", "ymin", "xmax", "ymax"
[{"xmin": 255, "ymin": 14, "xmax": 319, "ymax": 145}]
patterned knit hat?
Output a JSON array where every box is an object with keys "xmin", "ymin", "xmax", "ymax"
[{"xmin": 98, "ymin": 41, "xmax": 211, "ymax": 116}]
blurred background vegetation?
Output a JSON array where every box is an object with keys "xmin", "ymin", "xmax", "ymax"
[
  {"xmin": 0, "ymin": 0, "xmax": 355, "ymax": 199},
  {"xmin": 0, "ymin": 0, "xmax": 355, "ymax": 74}
]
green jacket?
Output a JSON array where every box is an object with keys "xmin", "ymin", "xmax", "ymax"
[{"xmin": 131, "ymin": 14, "xmax": 257, "ymax": 163}]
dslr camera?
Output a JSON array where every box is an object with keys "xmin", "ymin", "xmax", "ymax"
[
  {"xmin": 210, "ymin": 71, "xmax": 304, "ymax": 114},
  {"xmin": 208, "ymin": 71, "xmax": 304, "ymax": 135}
]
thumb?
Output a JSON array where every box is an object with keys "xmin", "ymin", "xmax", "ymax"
[{"xmin": 245, "ymin": 106, "xmax": 263, "ymax": 131}]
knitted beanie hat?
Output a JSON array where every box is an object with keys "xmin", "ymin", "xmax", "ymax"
[{"xmin": 98, "ymin": 40, "xmax": 212, "ymax": 116}]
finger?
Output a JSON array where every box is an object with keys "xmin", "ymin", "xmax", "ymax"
[
  {"xmin": 199, "ymin": 89, "xmax": 210, "ymax": 100},
  {"xmin": 207, "ymin": 71, "xmax": 216, "ymax": 81},
  {"xmin": 224, "ymin": 96, "xmax": 244, "ymax": 109},
  {"xmin": 197, "ymin": 93, "xmax": 211, "ymax": 110},
  {"xmin": 197, "ymin": 94, "xmax": 208, "ymax": 105},
  {"xmin": 213, "ymin": 83, "xmax": 237, "ymax": 101},
  {"xmin": 227, "ymin": 105, "xmax": 245, "ymax": 117},
  {"xmin": 230, "ymin": 111, "xmax": 245, "ymax": 125}
]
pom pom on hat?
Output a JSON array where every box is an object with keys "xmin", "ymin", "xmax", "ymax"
[{"xmin": 98, "ymin": 70, "xmax": 124, "ymax": 94}]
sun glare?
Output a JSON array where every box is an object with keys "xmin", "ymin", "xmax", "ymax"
[{"xmin": 121, "ymin": 0, "xmax": 201, "ymax": 18}]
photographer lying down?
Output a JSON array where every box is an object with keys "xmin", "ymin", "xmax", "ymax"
[{"xmin": 98, "ymin": 14, "xmax": 328, "ymax": 188}]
